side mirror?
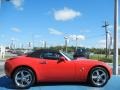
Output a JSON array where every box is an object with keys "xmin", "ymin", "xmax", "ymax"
[{"xmin": 58, "ymin": 56, "xmax": 66, "ymax": 62}]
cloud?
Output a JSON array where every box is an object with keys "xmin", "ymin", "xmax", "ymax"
[
  {"xmin": 108, "ymin": 25, "xmax": 113, "ymax": 30},
  {"xmin": 97, "ymin": 39, "xmax": 112, "ymax": 48},
  {"xmin": 54, "ymin": 7, "xmax": 81, "ymax": 21},
  {"xmin": 98, "ymin": 39, "xmax": 106, "ymax": 48},
  {"xmin": 11, "ymin": 27, "xmax": 21, "ymax": 32},
  {"xmin": 96, "ymin": 29, "xmax": 115, "ymax": 48},
  {"xmin": 11, "ymin": 0, "xmax": 24, "ymax": 10},
  {"xmin": 48, "ymin": 28, "xmax": 63, "ymax": 35},
  {"xmin": 68, "ymin": 35, "xmax": 85, "ymax": 40},
  {"xmin": 99, "ymin": 40, "xmax": 106, "ymax": 44}
]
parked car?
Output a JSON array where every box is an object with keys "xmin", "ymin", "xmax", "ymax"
[
  {"xmin": 5, "ymin": 49, "xmax": 112, "ymax": 89},
  {"xmin": 73, "ymin": 48, "xmax": 90, "ymax": 59}
]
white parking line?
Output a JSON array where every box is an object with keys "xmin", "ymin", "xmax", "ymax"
[{"xmin": 0, "ymin": 73, "xmax": 5, "ymax": 77}]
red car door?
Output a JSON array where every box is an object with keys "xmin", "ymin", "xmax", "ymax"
[{"xmin": 40, "ymin": 59, "xmax": 75, "ymax": 82}]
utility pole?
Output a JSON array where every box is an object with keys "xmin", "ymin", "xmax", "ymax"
[
  {"xmin": 102, "ymin": 21, "xmax": 109, "ymax": 58},
  {"xmin": 113, "ymin": 0, "xmax": 118, "ymax": 75}
]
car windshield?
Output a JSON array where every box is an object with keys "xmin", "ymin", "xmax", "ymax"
[{"xmin": 59, "ymin": 51, "xmax": 74, "ymax": 61}]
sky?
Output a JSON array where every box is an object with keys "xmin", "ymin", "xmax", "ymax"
[{"xmin": 0, "ymin": 0, "xmax": 120, "ymax": 48}]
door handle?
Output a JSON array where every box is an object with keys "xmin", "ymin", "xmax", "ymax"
[{"xmin": 40, "ymin": 61, "xmax": 47, "ymax": 64}]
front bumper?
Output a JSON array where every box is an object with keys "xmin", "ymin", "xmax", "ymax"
[{"xmin": 4, "ymin": 61, "xmax": 13, "ymax": 77}]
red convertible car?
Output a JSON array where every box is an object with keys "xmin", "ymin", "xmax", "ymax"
[{"xmin": 5, "ymin": 49, "xmax": 112, "ymax": 88}]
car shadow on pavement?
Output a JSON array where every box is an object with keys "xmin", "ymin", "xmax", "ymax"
[
  {"xmin": 1, "ymin": 75, "xmax": 120, "ymax": 90},
  {"xmin": 0, "ymin": 76, "xmax": 17, "ymax": 89},
  {"xmin": 33, "ymin": 82, "xmax": 90, "ymax": 87},
  {"xmin": 0, "ymin": 75, "xmax": 91, "ymax": 89}
]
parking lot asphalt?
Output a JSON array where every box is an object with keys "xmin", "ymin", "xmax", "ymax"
[{"xmin": 0, "ymin": 75, "xmax": 120, "ymax": 90}]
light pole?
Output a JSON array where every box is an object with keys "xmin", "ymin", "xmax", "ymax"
[
  {"xmin": 42, "ymin": 41, "xmax": 47, "ymax": 49},
  {"xmin": 44, "ymin": 41, "xmax": 47, "ymax": 48},
  {"xmin": 32, "ymin": 34, "xmax": 35, "ymax": 49},
  {"xmin": 64, "ymin": 36, "xmax": 68, "ymax": 52},
  {"xmin": 113, "ymin": 0, "xmax": 119, "ymax": 75},
  {"xmin": 10, "ymin": 40, "xmax": 14, "ymax": 50},
  {"xmin": 75, "ymin": 35, "xmax": 78, "ymax": 50},
  {"xmin": 28, "ymin": 42, "xmax": 31, "ymax": 50}
]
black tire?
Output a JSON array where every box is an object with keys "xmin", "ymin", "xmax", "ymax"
[
  {"xmin": 89, "ymin": 67, "xmax": 109, "ymax": 87},
  {"xmin": 12, "ymin": 67, "xmax": 35, "ymax": 89}
]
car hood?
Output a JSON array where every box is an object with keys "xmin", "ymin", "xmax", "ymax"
[{"xmin": 73, "ymin": 58, "xmax": 109, "ymax": 66}]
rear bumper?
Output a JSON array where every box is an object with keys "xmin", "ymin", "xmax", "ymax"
[{"xmin": 110, "ymin": 68, "xmax": 112, "ymax": 78}]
